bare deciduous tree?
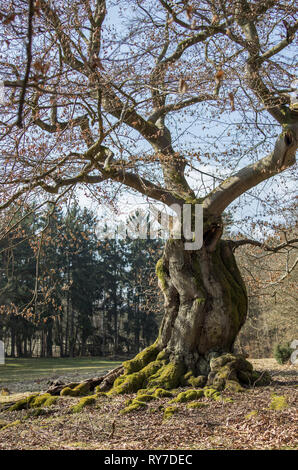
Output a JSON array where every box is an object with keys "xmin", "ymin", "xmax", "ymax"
[{"xmin": 1, "ymin": 0, "xmax": 297, "ymax": 391}]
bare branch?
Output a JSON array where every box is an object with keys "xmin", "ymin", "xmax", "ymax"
[
  {"xmin": 16, "ymin": 0, "xmax": 34, "ymax": 128},
  {"xmin": 232, "ymin": 238, "xmax": 298, "ymax": 252},
  {"xmin": 148, "ymin": 94, "xmax": 216, "ymax": 123},
  {"xmin": 203, "ymin": 125, "xmax": 298, "ymax": 216}
]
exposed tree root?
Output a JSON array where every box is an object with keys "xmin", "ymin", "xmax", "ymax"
[
  {"xmin": 44, "ymin": 345, "xmax": 271, "ymax": 400},
  {"xmin": 206, "ymin": 353, "xmax": 271, "ymax": 391},
  {"xmin": 104, "ymin": 348, "xmax": 271, "ymax": 396},
  {"xmin": 0, "ymin": 345, "xmax": 270, "ymax": 416},
  {"xmin": 48, "ymin": 344, "xmax": 268, "ymax": 399},
  {"xmin": 4, "ymin": 349, "xmax": 271, "ymax": 415},
  {"xmin": 46, "ymin": 365, "xmax": 124, "ymax": 396}
]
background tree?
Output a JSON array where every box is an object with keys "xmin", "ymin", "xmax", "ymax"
[
  {"xmin": 235, "ymin": 223, "xmax": 298, "ymax": 358},
  {"xmin": 0, "ymin": 1, "xmax": 297, "ymax": 391},
  {"xmin": 0, "ymin": 203, "xmax": 161, "ymax": 357},
  {"xmin": 0, "ymin": 209, "xmax": 38, "ymax": 357}
]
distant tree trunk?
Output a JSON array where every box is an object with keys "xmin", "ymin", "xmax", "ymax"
[
  {"xmin": 40, "ymin": 330, "xmax": 45, "ymax": 357},
  {"xmin": 134, "ymin": 293, "xmax": 140, "ymax": 353},
  {"xmin": 64, "ymin": 295, "xmax": 69, "ymax": 357},
  {"xmin": 113, "ymin": 298, "xmax": 118, "ymax": 355},
  {"xmin": 69, "ymin": 310, "xmax": 75, "ymax": 357},
  {"xmin": 28, "ymin": 337, "xmax": 33, "ymax": 357},
  {"xmin": 64, "ymin": 254, "xmax": 71, "ymax": 356},
  {"xmin": 16, "ymin": 332, "xmax": 23, "ymax": 357},
  {"xmin": 10, "ymin": 329, "xmax": 16, "ymax": 357},
  {"xmin": 23, "ymin": 336, "xmax": 27, "ymax": 357},
  {"xmin": 46, "ymin": 319, "xmax": 53, "ymax": 357},
  {"xmin": 57, "ymin": 320, "xmax": 64, "ymax": 357}
]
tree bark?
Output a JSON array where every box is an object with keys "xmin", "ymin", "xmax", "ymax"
[{"xmin": 156, "ymin": 238, "xmax": 247, "ymax": 375}]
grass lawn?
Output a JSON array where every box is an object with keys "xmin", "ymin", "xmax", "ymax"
[{"xmin": 0, "ymin": 357, "xmax": 123, "ymax": 394}]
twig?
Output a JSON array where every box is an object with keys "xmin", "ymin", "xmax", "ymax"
[{"xmin": 108, "ymin": 419, "xmax": 116, "ymax": 439}]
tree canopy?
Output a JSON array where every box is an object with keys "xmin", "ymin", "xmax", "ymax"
[{"xmin": 0, "ymin": 0, "xmax": 297, "ymax": 239}]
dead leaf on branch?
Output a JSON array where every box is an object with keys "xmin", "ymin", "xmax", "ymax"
[
  {"xmin": 91, "ymin": 54, "xmax": 105, "ymax": 70},
  {"xmin": 228, "ymin": 92, "xmax": 235, "ymax": 111},
  {"xmin": 33, "ymin": 61, "xmax": 50, "ymax": 75},
  {"xmin": 2, "ymin": 13, "xmax": 16, "ymax": 25},
  {"xmin": 211, "ymin": 14, "xmax": 219, "ymax": 25},
  {"xmin": 186, "ymin": 5, "xmax": 194, "ymax": 21},
  {"xmin": 215, "ymin": 69, "xmax": 224, "ymax": 84},
  {"xmin": 178, "ymin": 78, "xmax": 188, "ymax": 94}
]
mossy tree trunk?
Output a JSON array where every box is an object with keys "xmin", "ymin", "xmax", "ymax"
[
  {"xmin": 105, "ymin": 235, "xmax": 268, "ymax": 396},
  {"xmin": 156, "ymin": 238, "xmax": 247, "ymax": 376}
]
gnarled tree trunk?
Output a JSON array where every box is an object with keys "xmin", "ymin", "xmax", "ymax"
[
  {"xmin": 102, "ymin": 233, "xmax": 270, "ymax": 396},
  {"xmin": 156, "ymin": 238, "xmax": 247, "ymax": 376}
]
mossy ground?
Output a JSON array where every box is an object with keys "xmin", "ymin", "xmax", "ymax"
[
  {"xmin": 6, "ymin": 351, "xmax": 271, "ymax": 421},
  {"xmin": 270, "ymin": 394, "xmax": 288, "ymax": 411},
  {"xmin": 170, "ymin": 389, "xmax": 204, "ymax": 403},
  {"xmin": 2, "ymin": 348, "xmax": 275, "ymax": 426},
  {"xmin": 187, "ymin": 402, "xmax": 208, "ymax": 409},
  {"xmin": 60, "ymin": 382, "xmax": 90, "ymax": 397},
  {"xmin": 163, "ymin": 406, "xmax": 179, "ymax": 420},
  {"xmin": 0, "ymin": 359, "xmax": 296, "ymax": 450}
]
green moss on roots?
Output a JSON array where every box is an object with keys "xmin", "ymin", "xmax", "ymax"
[
  {"xmin": 60, "ymin": 382, "xmax": 90, "ymax": 397},
  {"xmin": 163, "ymin": 406, "xmax": 178, "ymax": 420},
  {"xmin": 153, "ymin": 388, "xmax": 174, "ymax": 398},
  {"xmin": 270, "ymin": 394, "xmax": 288, "ymax": 411},
  {"xmin": 207, "ymin": 353, "xmax": 270, "ymax": 391},
  {"xmin": 8, "ymin": 393, "xmax": 59, "ymax": 412},
  {"xmin": 187, "ymin": 402, "xmax": 208, "ymax": 409},
  {"xmin": 120, "ymin": 399, "xmax": 148, "ymax": 415},
  {"xmin": 108, "ymin": 360, "xmax": 162, "ymax": 395},
  {"xmin": 122, "ymin": 342, "xmax": 159, "ymax": 374},
  {"xmin": 136, "ymin": 394, "xmax": 156, "ymax": 403},
  {"xmin": 147, "ymin": 361, "xmax": 186, "ymax": 390},
  {"xmin": 170, "ymin": 389, "xmax": 204, "ymax": 403},
  {"xmin": 0, "ymin": 420, "xmax": 21, "ymax": 431},
  {"xmin": 71, "ymin": 395, "xmax": 97, "ymax": 413},
  {"xmin": 30, "ymin": 393, "xmax": 53, "ymax": 408},
  {"xmin": 106, "ymin": 348, "xmax": 269, "ymax": 397},
  {"xmin": 182, "ymin": 372, "xmax": 207, "ymax": 388}
]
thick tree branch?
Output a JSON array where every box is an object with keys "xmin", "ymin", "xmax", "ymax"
[
  {"xmin": 33, "ymin": 114, "xmax": 89, "ymax": 133},
  {"xmin": 148, "ymin": 94, "xmax": 216, "ymax": 123},
  {"xmin": 203, "ymin": 125, "xmax": 298, "ymax": 216},
  {"xmin": 234, "ymin": 0, "xmax": 297, "ymax": 125},
  {"xmin": 16, "ymin": 0, "xmax": 34, "ymax": 128},
  {"xmin": 39, "ymin": 0, "xmax": 84, "ymax": 72},
  {"xmin": 257, "ymin": 21, "xmax": 298, "ymax": 64}
]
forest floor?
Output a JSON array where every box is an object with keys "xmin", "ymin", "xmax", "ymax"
[{"xmin": 0, "ymin": 358, "xmax": 297, "ymax": 450}]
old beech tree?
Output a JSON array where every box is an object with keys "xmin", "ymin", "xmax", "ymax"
[{"xmin": 1, "ymin": 0, "xmax": 297, "ymax": 392}]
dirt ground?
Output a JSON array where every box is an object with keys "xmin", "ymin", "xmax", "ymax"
[{"xmin": 0, "ymin": 358, "xmax": 297, "ymax": 450}]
